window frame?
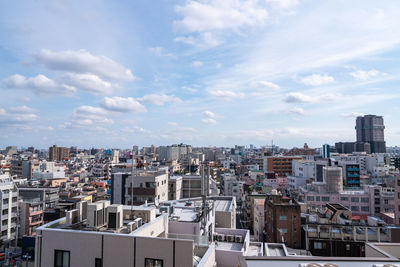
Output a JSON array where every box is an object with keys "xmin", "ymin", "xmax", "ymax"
[
  {"xmin": 145, "ymin": 258, "xmax": 163, "ymax": 267},
  {"xmin": 54, "ymin": 250, "xmax": 70, "ymax": 267}
]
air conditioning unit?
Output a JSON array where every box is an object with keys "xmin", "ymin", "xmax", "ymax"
[
  {"xmin": 77, "ymin": 201, "xmax": 88, "ymax": 221},
  {"xmin": 133, "ymin": 218, "xmax": 143, "ymax": 228},
  {"xmin": 217, "ymin": 234, "xmax": 225, "ymax": 242},
  {"xmin": 107, "ymin": 204, "xmax": 123, "ymax": 230},
  {"xmin": 127, "ymin": 221, "xmax": 135, "ymax": 232},
  {"xmin": 226, "ymin": 235, "xmax": 235, "ymax": 242},
  {"xmin": 66, "ymin": 209, "xmax": 79, "ymax": 225},
  {"xmin": 87, "ymin": 202, "xmax": 105, "ymax": 228},
  {"xmin": 235, "ymin": 235, "xmax": 243, "ymax": 243}
]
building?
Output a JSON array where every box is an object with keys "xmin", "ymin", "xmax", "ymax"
[
  {"xmin": 168, "ymin": 176, "xmax": 182, "ymax": 200},
  {"xmin": 324, "ymin": 166, "xmax": 343, "ymax": 193},
  {"xmin": 0, "ymin": 175, "xmax": 18, "ymax": 245},
  {"xmin": 253, "ymin": 198, "xmax": 265, "ymax": 242},
  {"xmin": 19, "ymin": 187, "xmax": 60, "ymax": 209},
  {"xmin": 237, "ymin": 242, "xmax": 400, "ymax": 267},
  {"xmin": 111, "ymin": 167, "xmax": 169, "ymax": 205},
  {"xmin": 35, "ymin": 196, "xmax": 254, "ymax": 267},
  {"xmin": 265, "ymin": 156, "xmax": 302, "ymax": 177},
  {"xmin": 303, "ymin": 203, "xmax": 400, "ymax": 257},
  {"xmin": 356, "ymin": 115, "xmax": 386, "ymax": 153},
  {"xmin": 20, "ymin": 201, "xmax": 44, "ymax": 236},
  {"xmin": 264, "ymin": 195, "xmax": 301, "ymax": 248},
  {"xmin": 395, "ymin": 174, "xmax": 400, "ymax": 225},
  {"xmin": 49, "ymin": 145, "xmax": 70, "ymax": 161},
  {"xmin": 322, "ymin": 144, "xmax": 330, "ymax": 158}
]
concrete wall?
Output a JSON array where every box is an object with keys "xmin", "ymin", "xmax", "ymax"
[
  {"xmin": 197, "ymin": 245, "xmax": 216, "ymax": 267},
  {"xmin": 132, "ymin": 213, "xmax": 168, "ymax": 237}
]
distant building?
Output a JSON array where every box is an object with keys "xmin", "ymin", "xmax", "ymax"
[
  {"xmin": 0, "ymin": 175, "xmax": 18, "ymax": 245},
  {"xmin": 49, "ymin": 145, "xmax": 70, "ymax": 161},
  {"xmin": 395, "ymin": 174, "xmax": 400, "ymax": 225},
  {"xmin": 322, "ymin": 144, "xmax": 330, "ymax": 159},
  {"xmin": 265, "ymin": 156, "xmax": 302, "ymax": 177},
  {"xmin": 264, "ymin": 195, "xmax": 301, "ymax": 248},
  {"xmin": 356, "ymin": 115, "xmax": 386, "ymax": 153}
]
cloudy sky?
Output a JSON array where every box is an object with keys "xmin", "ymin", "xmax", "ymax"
[{"xmin": 1, "ymin": 0, "xmax": 400, "ymax": 149}]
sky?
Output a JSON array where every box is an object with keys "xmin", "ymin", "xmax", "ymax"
[{"xmin": 1, "ymin": 0, "xmax": 400, "ymax": 149}]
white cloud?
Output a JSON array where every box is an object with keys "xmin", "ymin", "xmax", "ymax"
[
  {"xmin": 209, "ymin": 90, "xmax": 245, "ymax": 101},
  {"xmin": 62, "ymin": 73, "xmax": 115, "ymax": 94},
  {"xmin": 287, "ymin": 107, "xmax": 305, "ymax": 116},
  {"xmin": 174, "ymin": 1, "xmax": 268, "ymax": 33},
  {"xmin": 36, "ymin": 49, "xmax": 135, "ymax": 81},
  {"xmin": 137, "ymin": 94, "xmax": 183, "ymax": 106},
  {"xmin": 341, "ymin": 112, "xmax": 364, "ymax": 118},
  {"xmin": 202, "ymin": 118, "xmax": 217, "ymax": 125},
  {"xmin": 283, "ymin": 92, "xmax": 313, "ymax": 103},
  {"xmin": 191, "ymin": 61, "xmax": 204, "ymax": 67},
  {"xmin": 73, "ymin": 105, "xmax": 108, "ymax": 120},
  {"xmin": 349, "ymin": 70, "xmax": 383, "ymax": 81},
  {"xmin": 148, "ymin": 47, "xmax": 174, "ymax": 57},
  {"xmin": 122, "ymin": 126, "xmax": 149, "ymax": 134},
  {"xmin": 283, "ymin": 92, "xmax": 337, "ymax": 103},
  {"xmin": 256, "ymin": 80, "xmax": 280, "ymax": 89},
  {"xmin": 2, "ymin": 74, "xmax": 76, "ymax": 95},
  {"xmin": 0, "ymin": 106, "xmax": 39, "ymax": 126},
  {"xmin": 8, "ymin": 105, "xmax": 36, "ymax": 114},
  {"xmin": 101, "ymin": 96, "xmax": 147, "ymax": 113},
  {"xmin": 301, "ymin": 74, "xmax": 335, "ymax": 86},
  {"xmin": 203, "ymin": 110, "xmax": 217, "ymax": 118}
]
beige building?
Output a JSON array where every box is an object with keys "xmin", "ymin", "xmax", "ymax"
[{"xmin": 252, "ymin": 198, "xmax": 265, "ymax": 242}]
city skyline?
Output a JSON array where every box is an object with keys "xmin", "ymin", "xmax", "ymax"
[{"xmin": 1, "ymin": 1, "xmax": 400, "ymax": 148}]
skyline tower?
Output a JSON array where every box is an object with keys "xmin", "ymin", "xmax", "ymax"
[{"xmin": 355, "ymin": 115, "xmax": 386, "ymax": 153}]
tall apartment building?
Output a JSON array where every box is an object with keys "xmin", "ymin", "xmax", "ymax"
[
  {"xmin": 0, "ymin": 175, "xmax": 18, "ymax": 245},
  {"xmin": 49, "ymin": 145, "xmax": 70, "ymax": 161},
  {"xmin": 264, "ymin": 195, "xmax": 301, "ymax": 248},
  {"xmin": 395, "ymin": 174, "xmax": 400, "ymax": 225},
  {"xmin": 265, "ymin": 156, "xmax": 302, "ymax": 176},
  {"xmin": 356, "ymin": 115, "xmax": 386, "ymax": 153},
  {"xmin": 158, "ymin": 144, "xmax": 192, "ymax": 161},
  {"xmin": 20, "ymin": 201, "xmax": 44, "ymax": 236},
  {"xmin": 111, "ymin": 167, "xmax": 169, "ymax": 205}
]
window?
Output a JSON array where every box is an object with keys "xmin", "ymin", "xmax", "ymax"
[
  {"xmin": 316, "ymin": 196, "xmax": 320, "ymax": 201},
  {"xmin": 351, "ymin": 197, "xmax": 359, "ymax": 202},
  {"xmin": 384, "ymin": 199, "xmax": 388, "ymax": 205},
  {"xmin": 322, "ymin": 197, "xmax": 330, "ymax": 202},
  {"xmin": 279, "ymin": 228, "xmax": 287, "ymax": 234},
  {"xmin": 361, "ymin": 198, "xmax": 369, "ymax": 203},
  {"xmin": 54, "ymin": 250, "xmax": 70, "ymax": 267},
  {"xmin": 340, "ymin": 197, "xmax": 348, "ymax": 201},
  {"xmin": 361, "ymin": 206, "xmax": 369, "ymax": 212},
  {"xmin": 145, "ymin": 258, "xmax": 163, "ymax": 267},
  {"xmin": 314, "ymin": 242, "xmax": 322, "ymax": 249},
  {"xmin": 279, "ymin": 216, "xmax": 287, "ymax": 221},
  {"xmin": 307, "ymin": 196, "xmax": 314, "ymax": 201},
  {"xmin": 95, "ymin": 258, "xmax": 102, "ymax": 267},
  {"xmin": 374, "ymin": 189, "xmax": 380, "ymax": 196},
  {"xmin": 351, "ymin": 206, "xmax": 359, "ymax": 212}
]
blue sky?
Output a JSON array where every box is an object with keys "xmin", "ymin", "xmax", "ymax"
[{"xmin": 1, "ymin": 0, "xmax": 400, "ymax": 149}]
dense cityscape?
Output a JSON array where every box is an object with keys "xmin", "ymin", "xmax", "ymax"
[
  {"xmin": 2, "ymin": 1, "xmax": 400, "ymax": 267},
  {"xmin": 0, "ymin": 115, "xmax": 399, "ymax": 266}
]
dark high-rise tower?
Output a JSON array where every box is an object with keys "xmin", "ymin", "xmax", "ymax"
[{"xmin": 355, "ymin": 115, "xmax": 386, "ymax": 153}]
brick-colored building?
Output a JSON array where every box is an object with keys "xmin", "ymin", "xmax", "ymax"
[
  {"xmin": 49, "ymin": 145, "xmax": 70, "ymax": 161},
  {"xmin": 264, "ymin": 195, "xmax": 301, "ymax": 248},
  {"xmin": 20, "ymin": 201, "xmax": 43, "ymax": 236},
  {"xmin": 395, "ymin": 173, "xmax": 400, "ymax": 225},
  {"xmin": 266, "ymin": 156, "xmax": 302, "ymax": 177}
]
